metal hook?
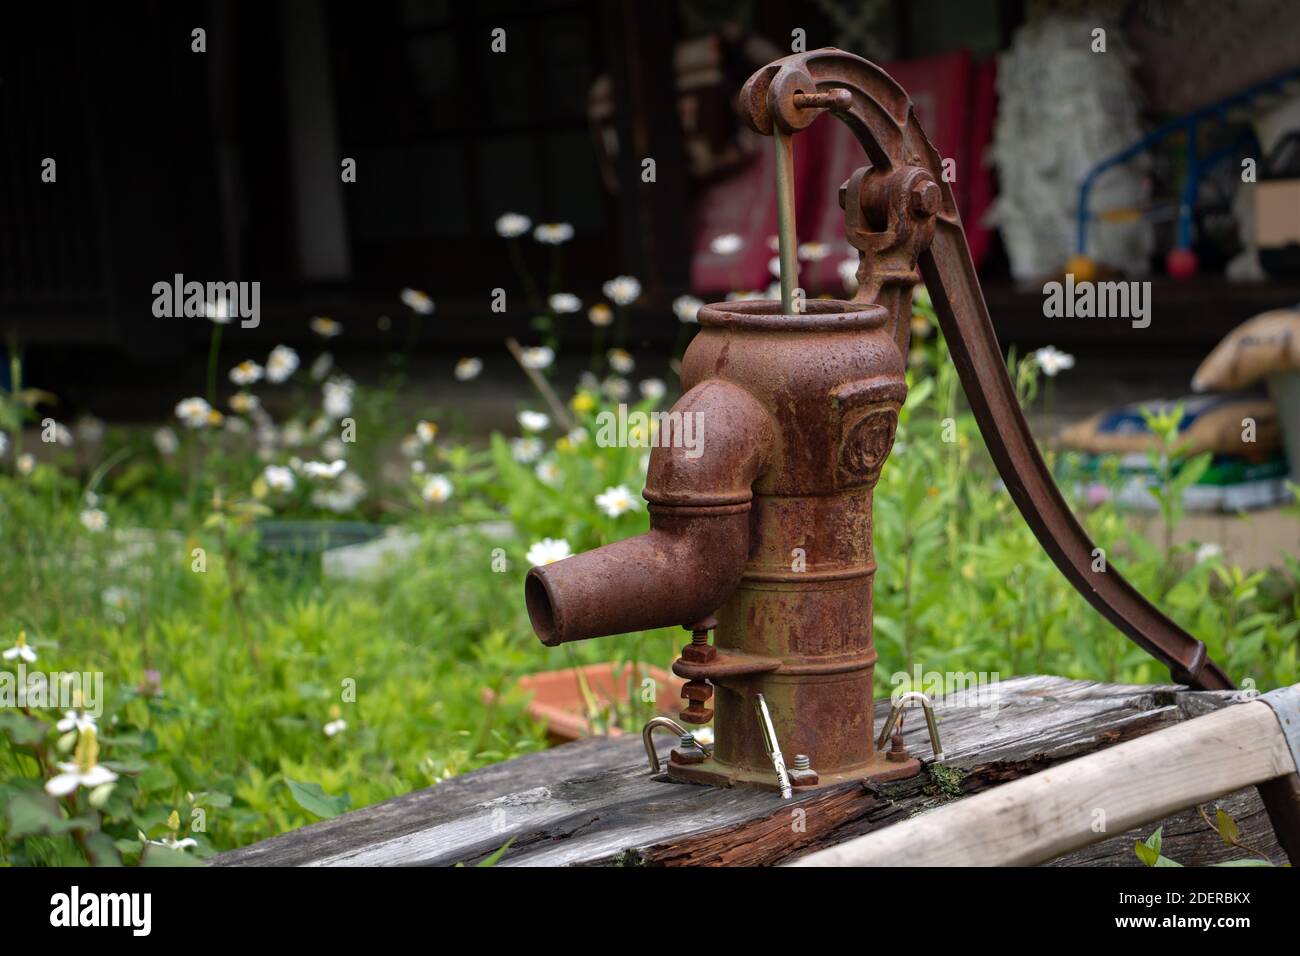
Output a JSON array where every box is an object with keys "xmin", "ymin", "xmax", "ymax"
[
  {"xmin": 876, "ymin": 691, "xmax": 944, "ymax": 761},
  {"xmin": 754, "ymin": 694, "xmax": 794, "ymax": 798},
  {"xmin": 642, "ymin": 716, "xmax": 710, "ymax": 773}
]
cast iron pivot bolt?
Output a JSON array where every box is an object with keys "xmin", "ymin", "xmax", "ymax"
[
  {"xmin": 792, "ymin": 89, "xmax": 851, "ymax": 111},
  {"xmin": 909, "ymin": 180, "xmax": 941, "ymax": 217}
]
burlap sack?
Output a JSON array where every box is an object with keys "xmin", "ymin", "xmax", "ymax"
[
  {"xmin": 1058, "ymin": 394, "xmax": 1280, "ymax": 459},
  {"xmin": 1192, "ymin": 309, "xmax": 1300, "ymax": 392}
]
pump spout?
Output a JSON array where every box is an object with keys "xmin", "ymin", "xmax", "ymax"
[{"xmin": 525, "ymin": 379, "xmax": 774, "ymax": 646}]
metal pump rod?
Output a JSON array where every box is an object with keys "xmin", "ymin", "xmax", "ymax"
[{"xmin": 773, "ymin": 127, "xmax": 798, "ymax": 314}]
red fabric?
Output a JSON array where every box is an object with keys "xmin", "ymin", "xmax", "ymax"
[{"xmin": 691, "ymin": 50, "xmax": 998, "ymax": 296}]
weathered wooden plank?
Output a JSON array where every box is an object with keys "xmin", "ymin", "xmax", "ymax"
[
  {"xmin": 212, "ymin": 677, "xmax": 1286, "ymax": 867},
  {"xmin": 1050, "ymin": 786, "xmax": 1285, "ymax": 867},
  {"xmin": 791, "ymin": 695, "xmax": 1297, "ymax": 866}
]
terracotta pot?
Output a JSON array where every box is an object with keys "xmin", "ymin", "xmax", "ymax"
[{"xmin": 489, "ymin": 662, "xmax": 685, "ymax": 743}]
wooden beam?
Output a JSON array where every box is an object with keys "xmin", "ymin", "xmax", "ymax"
[
  {"xmin": 792, "ymin": 691, "xmax": 1299, "ymax": 867},
  {"xmin": 212, "ymin": 677, "xmax": 1289, "ymax": 867}
]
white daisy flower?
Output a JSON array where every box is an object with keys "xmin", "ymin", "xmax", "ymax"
[
  {"xmin": 229, "ymin": 360, "xmax": 264, "ymax": 386},
  {"xmin": 3, "ymin": 632, "xmax": 36, "ymax": 663},
  {"xmin": 595, "ymin": 484, "xmax": 639, "ymax": 518},
  {"xmin": 526, "ymin": 537, "xmax": 572, "ymax": 566},
  {"xmin": 454, "ymin": 357, "xmax": 483, "ymax": 381},
  {"xmin": 673, "ymin": 295, "xmax": 703, "ymax": 324},
  {"xmin": 607, "ymin": 349, "xmax": 635, "ymax": 374},
  {"xmin": 838, "ymin": 257, "xmax": 859, "ymax": 292},
  {"xmin": 80, "ymin": 509, "xmax": 108, "ymax": 533},
  {"xmin": 262, "ymin": 465, "xmax": 295, "ymax": 493},
  {"xmin": 153, "ymin": 427, "xmax": 180, "ymax": 455},
  {"xmin": 322, "ymin": 379, "xmax": 353, "ymax": 419},
  {"xmin": 416, "ymin": 420, "xmax": 438, "ymax": 444},
  {"xmin": 204, "ymin": 298, "xmax": 232, "ymax": 324},
  {"xmin": 710, "ymin": 233, "xmax": 744, "ymax": 255},
  {"xmin": 411, "ymin": 460, "xmax": 426, "ymax": 474},
  {"xmin": 520, "ymin": 346, "xmax": 555, "ymax": 370},
  {"xmin": 16, "ymin": 452, "xmax": 36, "ymax": 476},
  {"xmin": 495, "ymin": 212, "xmax": 532, "ymax": 238},
  {"xmin": 310, "ymin": 316, "xmax": 343, "ymax": 338},
  {"xmin": 324, "ymin": 718, "xmax": 347, "ymax": 737},
  {"xmin": 511, "ymin": 437, "xmax": 544, "ymax": 463},
  {"xmin": 101, "ymin": 587, "xmax": 132, "ymax": 623},
  {"xmin": 1032, "ymin": 346, "xmax": 1075, "ymax": 377},
  {"xmin": 229, "ymin": 391, "xmax": 260, "ymax": 414},
  {"xmin": 400, "ymin": 288, "xmax": 435, "ymax": 314},
  {"xmin": 421, "ymin": 474, "xmax": 453, "ymax": 503},
  {"xmin": 302, "ymin": 459, "xmax": 347, "ymax": 480},
  {"xmin": 535, "ymin": 460, "xmax": 560, "ymax": 486},
  {"xmin": 768, "ymin": 255, "xmax": 793, "ymax": 278},
  {"xmin": 639, "ymin": 378, "xmax": 666, "ymax": 401},
  {"xmin": 797, "ymin": 241, "xmax": 830, "ymax": 261},
  {"xmin": 266, "ymin": 345, "xmax": 300, "ymax": 383},
  {"xmin": 1196, "ymin": 542, "xmax": 1224, "ymax": 564},
  {"xmin": 311, "ymin": 471, "xmax": 367, "ymax": 513},
  {"xmin": 603, "ymin": 376, "xmax": 630, "ymax": 401},
  {"xmin": 566, "ymin": 428, "xmax": 588, "ymax": 445},
  {"xmin": 175, "ymin": 397, "xmax": 212, "ymax": 429},
  {"xmin": 602, "ymin": 275, "xmax": 641, "ymax": 306},
  {"xmin": 549, "ymin": 292, "xmax": 582, "ymax": 314},
  {"xmin": 518, "ymin": 410, "xmax": 550, "ymax": 432},
  {"xmin": 533, "ymin": 222, "xmax": 574, "ymax": 244},
  {"xmin": 400, "ymin": 434, "xmax": 422, "ymax": 458}
]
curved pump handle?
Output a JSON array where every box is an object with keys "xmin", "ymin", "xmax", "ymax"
[{"xmin": 739, "ymin": 48, "xmax": 1232, "ymax": 691}]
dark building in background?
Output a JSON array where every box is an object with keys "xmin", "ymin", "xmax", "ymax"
[{"xmin": 5, "ymin": 0, "xmax": 1296, "ymax": 419}]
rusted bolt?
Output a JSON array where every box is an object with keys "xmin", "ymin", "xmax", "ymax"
[
  {"xmin": 909, "ymin": 179, "xmax": 941, "ymax": 217},
  {"xmin": 671, "ymin": 731, "xmax": 707, "ymax": 765},
  {"xmin": 681, "ymin": 615, "xmax": 718, "ymax": 664},
  {"xmin": 886, "ymin": 721, "xmax": 910, "ymax": 763},
  {"xmin": 680, "ymin": 679, "xmax": 714, "ymax": 724},
  {"xmin": 788, "ymin": 753, "xmax": 819, "ymax": 786}
]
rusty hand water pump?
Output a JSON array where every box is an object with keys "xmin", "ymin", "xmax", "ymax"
[{"xmin": 524, "ymin": 48, "xmax": 1233, "ymax": 793}]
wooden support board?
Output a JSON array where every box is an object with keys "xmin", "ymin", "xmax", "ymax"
[{"xmin": 211, "ymin": 676, "xmax": 1288, "ymax": 867}]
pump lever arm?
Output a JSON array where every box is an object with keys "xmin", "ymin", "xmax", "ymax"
[
  {"xmin": 740, "ymin": 48, "xmax": 1231, "ymax": 691},
  {"xmin": 921, "ymin": 223, "xmax": 1231, "ymax": 691}
]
